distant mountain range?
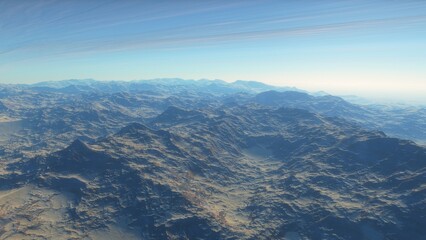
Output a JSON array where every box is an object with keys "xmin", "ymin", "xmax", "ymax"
[
  {"xmin": 0, "ymin": 79, "xmax": 425, "ymax": 239},
  {"xmin": 3, "ymin": 78, "xmax": 424, "ymax": 144},
  {"xmin": 6, "ymin": 78, "xmax": 302, "ymax": 95}
]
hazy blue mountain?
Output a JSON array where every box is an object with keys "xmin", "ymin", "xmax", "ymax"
[
  {"xmin": 8, "ymin": 78, "xmax": 302, "ymax": 95},
  {"xmin": 0, "ymin": 100, "xmax": 8, "ymax": 112},
  {"xmin": 249, "ymin": 90, "xmax": 426, "ymax": 144},
  {"xmin": 30, "ymin": 79, "xmax": 99, "ymax": 88}
]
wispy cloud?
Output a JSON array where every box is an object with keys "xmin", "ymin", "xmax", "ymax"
[{"xmin": 1, "ymin": 0, "xmax": 426, "ymax": 64}]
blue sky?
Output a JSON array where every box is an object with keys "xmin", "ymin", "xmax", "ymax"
[{"xmin": 1, "ymin": 0, "xmax": 426, "ymax": 102}]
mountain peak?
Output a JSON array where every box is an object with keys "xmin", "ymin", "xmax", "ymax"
[
  {"xmin": 66, "ymin": 139, "xmax": 91, "ymax": 152},
  {"xmin": 0, "ymin": 100, "xmax": 8, "ymax": 111},
  {"xmin": 117, "ymin": 122, "xmax": 152, "ymax": 136},
  {"xmin": 232, "ymin": 80, "xmax": 269, "ymax": 87},
  {"xmin": 154, "ymin": 106, "xmax": 203, "ymax": 124},
  {"xmin": 258, "ymin": 90, "xmax": 311, "ymax": 98}
]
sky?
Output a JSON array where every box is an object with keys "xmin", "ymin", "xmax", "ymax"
[{"xmin": 1, "ymin": 0, "xmax": 426, "ymax": 103}]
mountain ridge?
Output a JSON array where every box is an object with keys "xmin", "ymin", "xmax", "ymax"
[
  {"xmin": 5, "ymin": 104, "xmax": 425, "ymax": 239},
  {"xmin": 0, "ymin": 78, "xmax": 425, "ymax": 239}
]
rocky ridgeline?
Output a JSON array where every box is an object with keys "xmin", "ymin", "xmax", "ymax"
[{"xmin": 0, "ymin": 79, "xmax": 425, "ymax": 239}]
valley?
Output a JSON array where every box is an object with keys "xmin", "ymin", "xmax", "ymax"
[{"xmin": 0, "ymin": 79, "xmax": 425, "ymax": 239}]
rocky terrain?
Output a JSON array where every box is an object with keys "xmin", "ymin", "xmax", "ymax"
[{"xmin": 0, "ymin": 79, "xmax": 425, "ymax": 239}]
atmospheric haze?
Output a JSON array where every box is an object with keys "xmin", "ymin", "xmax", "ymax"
[{"xmin": 1, "ymin": 0, "xmax": 425, "ymax": 103}]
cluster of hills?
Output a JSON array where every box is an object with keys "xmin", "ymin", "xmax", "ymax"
[{"xmin": 0, "ymin": 79, "xmax": 425, "ymax": 239}]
